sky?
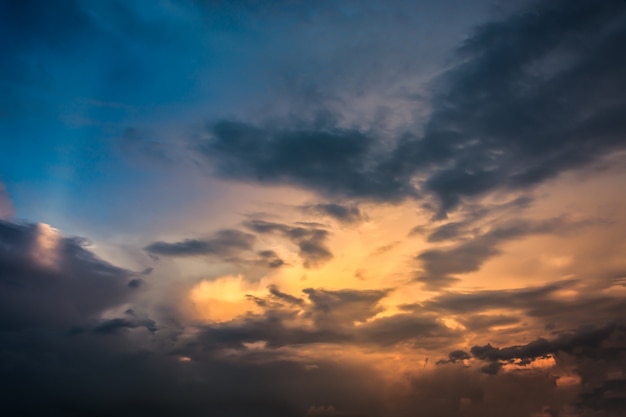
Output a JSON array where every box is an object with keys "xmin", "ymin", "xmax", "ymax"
[{"xmin": 1, "ymin": 0, "xmax": 626, "ymax": 416}]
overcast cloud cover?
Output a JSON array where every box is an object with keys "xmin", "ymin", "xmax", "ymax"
[{"xmin": 1, "ymin": 0, "xmax": 626, "ymax": 416}]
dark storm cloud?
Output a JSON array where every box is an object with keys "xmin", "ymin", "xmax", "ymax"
[
  {"xmin": 92, "ymin": 318, "xmax": 158, "ymax": 335},
  {"xmin": 1, "ymin": 326, "xmax": 387, "ymax": 417},
  {"xmin": 244, "ymin": 219, "xmax": 332, "ymax": 268},
  {"xmin": 469, "ymin": 324, "xmax": 620, "ymax": 365},
  {"xmin": 301, "ymin": 203, "xmax": 365, "ymax": 225},
  {"xmin": 0, "ymin": 220, "xmax": 138, "ymax": 331},
  {"xmin": 198, "ymin": 0, "xmax": 626, "ymax": 218},
  {"xmin": 199, "ymin": 120, "xmax": 417, "ymax": 202},
  {"xmin": 195, "ymin": 312, "xmax": 352, "ymax": 350},
  {"xmin": 438, "ymin": 325, "xmax": 626, "ymax": 414},
  {"xmin": 0, "ymin": 221, "xmax": 391, "ymax": 416},
  {"xmin": 416, "ymin": 217, "xmax": 592, "ymax": 288},
  {"xmin": 436, "ymin": 349, "xmax": 471, "ymax": 364},
  {"xmin": 144, "ymin": 229, "xmax": 255, "ymax": 257}
]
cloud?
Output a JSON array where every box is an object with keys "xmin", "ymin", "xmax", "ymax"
[
  {"xmin": 302, "ymin": 288, "xmax": 390, "ymax": 329},
  {"xmin": 193, "ymin": 286, "xmax": 459, "ymax": 351},
  {"xmin": 196, "ymin": 0, "xmax": 626, "ymax": 218},
  {"xmin": 92, "ymin": 318, "xmax": 158, "ymax": 335},
  {"xmin": 415, "ymin": 217, "xmax": 592, "ymax": 288},
  {"xmin": 357, "ymin": 313, "xmax": 456, "ymax": 349},
  {"xmin": 436, "ymin": 349, "xmax": 471, "ymax": 365},
  {"xmin": 199, "ymin": 120, "xmax": 415, "ymax": 202},
  {"xmin": 0, "ymin": 220, "xmax": 139, "ymax": 331},
  {"xmin": 145, "ymin": 229, "xmax": 256, "ymax": 257},
  {"xmin": 468, "ymin": 324, "xmax": 620, "ymax": 366},
  {"xmin": 440, "ymin": 324, "xmax": 626, "ymax": 414},
  {"xmin": 301, "ymin": 203, "xmax": 366, "ymax": 225},
  {"xmin": 244, "ymin": 219, "xmax": 333, "ymax": 268},
  {"xmin": 267, "ymin": 284, "xmax": 304, "ymax": 305},
  {"xmin": 256, "ymin": 250, "xmax": 285, "ymax": 268}
]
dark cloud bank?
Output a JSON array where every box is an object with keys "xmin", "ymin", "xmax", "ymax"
[
  {"xmin": 2, "ymin": 218, "xmax": 626, "ymax": 416},
  {"xmin": 199, "ymin": 0, "xmax": 626, "ymax": 219}
]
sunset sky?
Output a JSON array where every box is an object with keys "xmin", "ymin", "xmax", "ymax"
[{"xmin": 1, "ymin": 0, "xmax": 626, "ymax": 416}]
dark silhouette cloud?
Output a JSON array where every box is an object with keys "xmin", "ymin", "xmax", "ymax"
[
  {"xmin": 244, "ymin": 219, "xmax": 333, "ymax": 268},
  {"xmin": 92, "ymin": 318, "xmax": 158, "ymax": 335},
  {"xmin": 443, "ymin": 323, "xmax": 626, "ymax": 415},
  {"xmin": 469, "ymin": 324, "xmax": 620, "ymax": 365},
  {"xmin": 437, "ymin": 349, "xmax": 471, "ymax": 365},
  {"xmin": 199, "ymin": 121, "xmax": 417, "ymax": 202},
  {"xmin": 302, "ymin": 203, "xmax": 365, "ymax": 225},
  {"xmin": 145, "ymin": 229, "xmax": 255, "ymax": 257}
]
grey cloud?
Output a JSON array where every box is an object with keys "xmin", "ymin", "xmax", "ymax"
[
  {"xmin": 457, "ymin": 314, "xmax": 520, "ymax": 332},
  {"xmin": 257, "ymin": 250, "xmax": 285, "ymax": 268},
  {"xmin": 479, "ymin": 361, "xmax": 503, "ymax": 375},
  {"xmin": 402, "ymin": 0, "xmax": 626, "ymax": 217},
  {"xmin": 357, "ymin": 313, "xmax": 456, "ymax": 349},
  {"xmin": 436, "ymin": 350, "xmax": 471, "ymax": 365},
  {"xmin": 425, "ymin": 280, "xmax": 577, "ymax": 315},
  {"xmin": 244, "ymin": 219, "xmax": 332, "ymax": 268},
  {"xmin": 195, "ymin": 313, "xmax": 351, "ymax": 350},
  {"xmin": 198, "ymin": 120, "xmax": 417, "ymax": 203},
  {"xmin": 302, "ymin": 288, "xmax": 390, "ymax": 329},
  {"xmin": 469, "ymin": 324, "xmax": 620, "ymax": 364},
  {"xmin": 392, "ymin": 365, "xmax": 573, "ymax": 417},
  {"xmin": 197, "ymin": 0, "xmax": 626, "ymax": 218},
  {"xmin": 302, "ymin": 203, "xmax": 365, "ymax": 225},
  {"xmin": 268, "ymin": 284, "xmax": 304, "ymax": 305},
  {"xmin": 439, "ymin": 325, "xmax": 626, "ymax": 413},
  {"xmin": 93, "ymin": 318, "xmax": 158, "ymax": 335},
  {"xmin": 144, "ymin": 229, "xmax": 255, "ymax": 257},
  {"xmin": 193, "ymin": 286, "xmax": 456, "ymax": 351},
  {"xmin": 425, "ymin": 221, "xmax": 468, "ymax": 242},
  {"xmin": 426, "ymin": 279, "xmax": 626, "ymax": 332},
  {"xmin": 0, "ymin": 220, "xmax": 138, "ymax": 331},
  {"xmin": 416, "ymin": 217, "xmax": 591, "ymax": 288}
]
